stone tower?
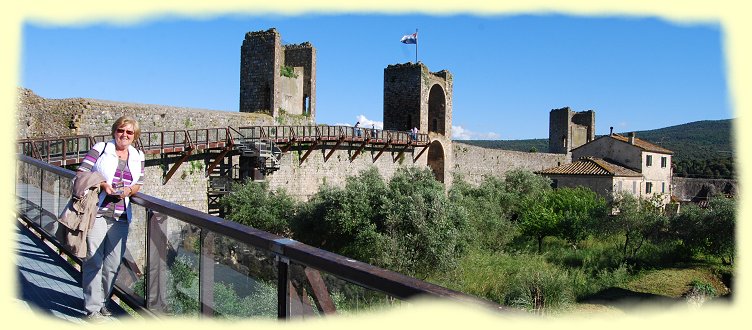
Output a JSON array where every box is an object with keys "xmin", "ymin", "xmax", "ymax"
[
  {"xmin": 383, "ymin": 62, "xmax": 452, "ymax": 137},
  {"xmin": 548, "ymin": 107, "xmax": 595, "ymax": 156},
  {"xmin": 239, "ymin": 28, "xmax": 316, "ymax": 120},
  {"xmin": 383, "ymin": 62, "xmax": 453, "ymax": 184}
]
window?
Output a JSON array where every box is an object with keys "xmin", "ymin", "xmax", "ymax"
[
  {"xmin": 661, "ymin": 156, "xmax": 667, "ymax": 168},
  {"xmin": 646, "ymin": 155, "xmax": 653, "ymax": 167},
  {"xmin": 551, "ymin": 179, "xmax": 558, "ymax": 189},
  {"xmin": 618, "ymin": 181, "xmax": 623, "ymax": 192},
  {"xmin": 646, "ymin": 182, "xmax": 653, "ymax": 194},
  {"xmin": 632, "ymin": 181, "xmax": 637, "ymax": 194},
  {"xmin": 662, "ymin": 182, "xmax": 666, "ymax": 193}
]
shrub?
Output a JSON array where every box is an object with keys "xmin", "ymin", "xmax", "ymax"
[{"xmin": 688, "ymin": 279, "xmax": 717, "ymax": 298}]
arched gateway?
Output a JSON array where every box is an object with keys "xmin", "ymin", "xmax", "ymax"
[{"xmin": 427, "ymin": 140, "xmax": 445, "ymax": 183}]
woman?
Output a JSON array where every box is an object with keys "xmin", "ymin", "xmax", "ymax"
[{"xmin": 78, "ymin": 116, "xmax": 145, "ymax": 320}]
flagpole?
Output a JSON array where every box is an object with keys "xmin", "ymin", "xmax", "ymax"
[{"xmin": 415, "ymin": 28, "xmax": 418, "ymax": 63}]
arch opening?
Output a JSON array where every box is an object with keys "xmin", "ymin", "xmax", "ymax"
[
  {"xmin": 427, "ymin": 140, "xmax": 445, "ymax": 183},
  {"xmin": 428, "ymin": 84, "xmax": 446, "ymax": 135}
]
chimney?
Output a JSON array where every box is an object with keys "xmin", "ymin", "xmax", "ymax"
[
  {"xmin": 629, "ymin": 132, "xmax": 636, "ymax": 145},
  {"xmin": 609, "ymin": 126, "xmax": 613, "ymax": 135}
]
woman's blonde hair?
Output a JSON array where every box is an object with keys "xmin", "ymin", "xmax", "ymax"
[{"xmin": 111, "ymin": 116, "xmax": 141, "ymax": 141}]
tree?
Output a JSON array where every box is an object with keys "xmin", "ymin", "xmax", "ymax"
[
  {"xmin": 604, "ymin": 192, "xmax": 668, "ymax": 262},
  {"xmin": 220, "ymin": 181, "xmax": 296, "ymax": 236},
  {"xmin": 291, "ymin": 167, "xmax": 467, "ymax": 278},
  {"xmin": 671, "ymin": 196, "xmax": 735, "ymax": 264},
  {"xmin": 291, "ymin": 167, "xmax": 390, "ymax": 264},
  {"xmin": 549, "ymin": 187, "xmax": 608, "ymax": 248},
  {"xmin": 449, "ymin": 175, "xmax": 519, "ymax": 252},
  {"xmin": 381, "ymin": 167, "xmax": 467, "ymax": 278},
  {"xmin": 518, "ymin": 191, "xmax": 561, "ymax": 254}
]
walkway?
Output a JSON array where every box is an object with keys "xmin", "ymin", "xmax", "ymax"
[{"xmin": 14, "ymin": 220, "xmax": 127, "ymax": 323}]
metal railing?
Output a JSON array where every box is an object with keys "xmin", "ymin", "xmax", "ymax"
[{"xmin": 15, "ymin": 154, "xmax": 503, "ymax": 320}]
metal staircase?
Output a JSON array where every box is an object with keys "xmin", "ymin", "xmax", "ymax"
[{"xmin": 233, "ymin": 137, "xmax": 282, "ymax": 176}]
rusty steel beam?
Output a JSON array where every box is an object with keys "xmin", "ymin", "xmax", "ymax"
[
  {"xmin": 304, "ymin": 267, "xmax": 337, "ymax": 315},
  {"xmin": 394, "ymin": 144, "xmax": 410, "ymax": 163},
  {"xmin": 162, "ymin": 150, "xmax": 193, "ymax": 185},
  {"xmin": 281, "ymin": 138, "xmax": 297, "ymax": 153},
  {"xmin": 299, "ymin": 139, "xmax": 320, "ymax": 164},
  {"xmin": 204, "ymin": 147, "xmax": 232, "ymax": 177},
  {"xmin": 373, "ymin": 140, "xmax": 391, "ymax": 162},
  {"xmin": 349, "ymin": 139, "xmax": 369, "ymax": 162},
  {"xmin": 323, "ymin": 137, "xmax": 345, "ymax": 162},
  {"xmin": 413, "ymin": 145, "xmax": 429, "ymax": 162}
]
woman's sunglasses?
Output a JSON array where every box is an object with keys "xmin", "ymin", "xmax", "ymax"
[{"xmin": 116, "ymin": 128, "xmax": 135, "ymax": 136}]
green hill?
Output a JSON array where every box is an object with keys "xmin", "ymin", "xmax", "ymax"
[{"xmin": 457, "ymin": 119, "xmax": 735, "ymax": 179}]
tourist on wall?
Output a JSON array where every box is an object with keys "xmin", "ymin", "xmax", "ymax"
[
  {"xmin": 77, "ymin": 115, "xmax": 145, "ymax": 321},
  {"xmin": 354, "ymin": 121, "xmax": 362, "ymax": 137}
]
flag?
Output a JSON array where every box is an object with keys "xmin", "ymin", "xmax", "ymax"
[{"xmin": 400, "ymin": 32, "xmax": 417, "ymax": 44}]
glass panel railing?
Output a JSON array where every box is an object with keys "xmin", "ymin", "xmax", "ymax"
[
  {"xmin": 116, "ymin": 203, "xmax": 149, "ymax": 304},
  {"xmin": 146, "ymin": 212, "xmax": 201, "ymax": 317},
  {"xmin": 19, "ymin": 162, "xmax": 43, "ymax": 228},
  {"xmin": 287, "ymin": 261, "xmax": 403, "ymax": 319},
  {"xmin": 202, "ymin": 232, "xmax": 278, "ymax": 319},
  {"xmin": 39, "ymin": 170, "xmax": 63, "ymax": 235},
  {"xmin": 15, "ymin": 154, "xmax": 502, "ymax": 319}
]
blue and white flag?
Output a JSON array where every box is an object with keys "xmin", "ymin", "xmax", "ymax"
[{"xmin": 400, "ymin": 32, "xmax": 417, "ymax": 44}]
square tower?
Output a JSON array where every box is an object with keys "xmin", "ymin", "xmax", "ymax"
[
  {"xmin": 383, "ymin": 62, "xmax": 452, "ymax": 138},
  {"xmin": 240, "ymin": 28, "xmax": 316, "ymax": 120},
  {"xmin": 548, "ymin": 107, "xmax": 596, "ymax": 155}
]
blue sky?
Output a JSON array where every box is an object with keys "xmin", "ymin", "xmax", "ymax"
[{"xmin": 20, "ymin": 13, "xmax": 731, "ymax": 140}]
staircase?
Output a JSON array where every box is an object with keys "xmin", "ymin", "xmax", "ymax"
[{"xmin": 234, "ymin": 137, "xmax": 281, "ymax": 176}]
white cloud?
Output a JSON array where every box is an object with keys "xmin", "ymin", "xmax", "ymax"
[
  {"xmin": 334, "ymin": 114, "xmax": 383, "ymax": 129},
  {"xmin": 452, "ymin": 125, "xmax": 500, "ymax": 140}
]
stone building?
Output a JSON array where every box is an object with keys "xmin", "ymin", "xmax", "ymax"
[
  {"xmin": 541, "ymin": 131, "xmax": 674, "ymax": 204},
  {"xmin": 538, "ymin": 156, "xmax": 643, "ymax": 202},
  {"xmin": 548, "ymin": 107, "xmax": 595, "ymax": 159},
  {"xmin": 240, "ymin": 28, "xmax": 316, "ymax": 120}
]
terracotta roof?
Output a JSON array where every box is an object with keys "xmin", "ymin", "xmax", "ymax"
[
  {"xmin": 538, "ymin": 157, "xmax": 642, "ymax": 177},
  {"xmin": 607, "ymin": 134, "xmax": 673, "ymax": 154}
]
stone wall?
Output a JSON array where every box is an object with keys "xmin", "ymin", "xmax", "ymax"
[
  {"xmin": 451, "ymin": 141, "xmax": 568, "ymax": 186},
  {"xmin": 672, "ymin": 177, "xmax": 737, "ymax": 201},
  {"xmin": 266, "ymin": 144, "xmax": 428, "ymax": 201}
]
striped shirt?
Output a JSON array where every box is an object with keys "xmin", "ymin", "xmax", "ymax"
[{"xmin": 79, "ymin": 147, "xmax": 145, "ymax": 221}]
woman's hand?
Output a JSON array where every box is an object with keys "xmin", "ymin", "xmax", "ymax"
[
  {"xmin": 100, "ymin": 181, "xmax": 117, "ymax": 195},
  {"xmin": 118, "ymin": 186, "xmax": 133, "ymax": 199}
]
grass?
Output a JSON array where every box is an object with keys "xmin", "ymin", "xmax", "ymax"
[{"xmin": 622, "ymin": 267, "xmax": 730, "ymax": 298}]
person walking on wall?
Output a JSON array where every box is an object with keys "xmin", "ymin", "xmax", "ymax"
[
  {"xmin": 78, "ymin": 116, "xmax": 145, "ymax": 320},
  {"xmin": 354, "ymin": 121, "xmax": 362, "ymax": 138},
  {"xmin": 410, "ymin": 126, "xmax": 418, "ymax": 142},
  {"xmin": 371, "ymin": 124, "xmax": 378, "ymax": 139}
]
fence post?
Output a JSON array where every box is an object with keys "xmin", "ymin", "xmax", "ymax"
[
  {"xmin": 199, "ymin": 230, "xmax": 215, "ymax": 318},
  {"xmin": 277, "ymin": 256, "xmax": 290, "ymax": 319}
]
